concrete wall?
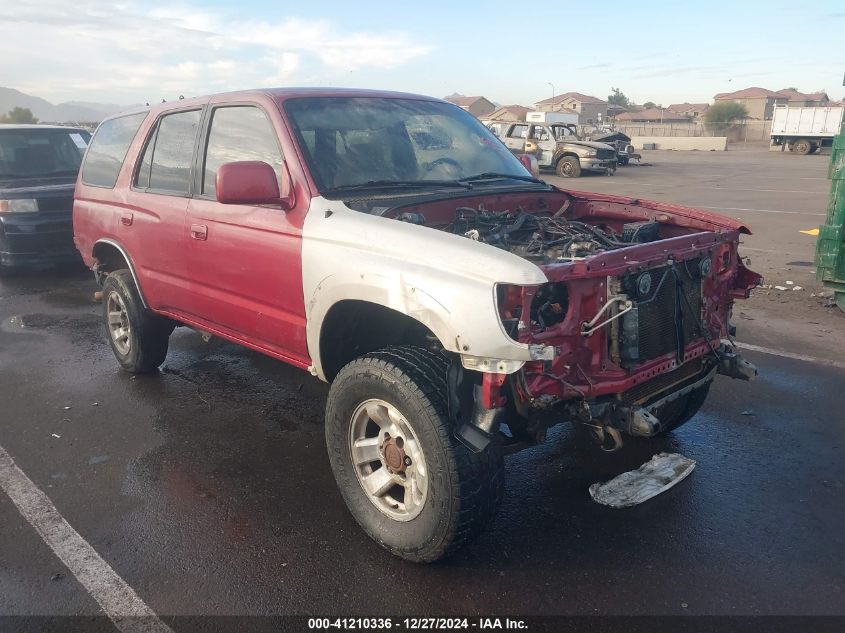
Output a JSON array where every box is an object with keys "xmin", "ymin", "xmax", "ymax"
[{"xmin": 632, "ymin": 136, "xmax": 728, "ymax": 151}]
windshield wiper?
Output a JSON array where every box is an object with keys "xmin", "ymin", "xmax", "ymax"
[
  {"xmin": 458, "ymin": 172, "xmax": 545, "ymax": 185},
  {"xmin": 328, "ymin": 179, "xmax": 471, "ymax": 193}
]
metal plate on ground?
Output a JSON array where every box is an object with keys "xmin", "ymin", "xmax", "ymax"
[{"xmin": 589, "ymin": 452, "xmax": 696, "ymax": 508}]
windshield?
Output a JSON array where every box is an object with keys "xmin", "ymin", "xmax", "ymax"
[
  {"xmin": 0, "ymin": 129, "xmax": 90, "ymax": 179},
  {"xmin": 284, "ymin": 97, "xmax": 532, "ymax": 195}
]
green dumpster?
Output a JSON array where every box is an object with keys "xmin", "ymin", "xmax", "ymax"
[{"xmin": 816, "ymin": 118, "xmax": 845, "ymax": 312}]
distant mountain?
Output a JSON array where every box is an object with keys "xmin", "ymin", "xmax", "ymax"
[{"xmin": 0, "ymin": 87, "xmax": 139, "ymax": 123}]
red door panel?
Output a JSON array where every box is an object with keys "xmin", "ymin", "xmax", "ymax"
[{"xmin": 184, "ymin": 199, "xmax": 308, "ymax": 364}]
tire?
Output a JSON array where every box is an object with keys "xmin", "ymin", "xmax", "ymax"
[
  {"xmin": 652, "ymin": 382, "xmax": 711, "ymax": 434},
  {"xmin": 325, "ymin": 345, "xmax": 504, "ymax": 562},
  {"xmin": 101, "ymin": 269, "xmax": 174, "ymax": 373},
  {"xmin": 792, "ymin": 138, "xmax": 812, "ymax": 155},
  {"xmin": 618, "ymin": 157, "xmax": 629, "ymax": 166},
  {"xmin": 808, "ymin": 143, "xmax": 818, "ymax": 155},
  {"xmin": 555, "ymin": 155, "xmax": 582, "ymax": 178}
]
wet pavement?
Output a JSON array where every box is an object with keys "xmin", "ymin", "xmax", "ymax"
[{"xmin": 1, "ymin": 150, "xmax": 845, "ymax": 623}]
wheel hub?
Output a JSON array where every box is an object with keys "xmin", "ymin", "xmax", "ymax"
[
  {"xmin": 348, "ymin": 398, "xmax": 428, "ymax": 521},
  {"xmin": 381, "ymin": 436, "xmax": 409, "ymax": 475}
]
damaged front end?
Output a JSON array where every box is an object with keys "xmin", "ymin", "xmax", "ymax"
[{"xmin": 420, "ymin": 191, "xmax": 763, "ymax": 454}]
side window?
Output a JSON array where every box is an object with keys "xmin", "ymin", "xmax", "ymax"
[
  {"xmin": 202, "ymin": 106, "xmax": 283, "ymax": 198},
  {"xmin": 530, "ymin": 126, "xmax": 550, "ymax": 141},
  {"xmin": 134, "ymin": 124, "xmax": 158, "ymax": 189},
  {"xmin": 145, "ymin": 110, "xmax": 201, "ymax": 194},
  {"xmin": 508, "ymin": 124, "xmax": 528, "ymax": 139},
  {"xmin": 81, "ymin": 112, "xmax": 147, "ymax": 188}
]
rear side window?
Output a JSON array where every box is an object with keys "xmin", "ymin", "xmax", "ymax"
[
  {"xmin": 81, "ymin": 112, "xmax": 147, "ymax": 188},
  {"xmin": 142, "ymin": 110, "xmax": 202, "ymax": 194},
  {"xmin": 201, "ymin": 106, "xmax": 282, "ymax": 198},
  {"xmin": 0, "ymin": 129, "xmax": 90, "ymax": 179},
  {"xmin": 508, "ymin": 125, "xmax": 528, "ymax": 139}
]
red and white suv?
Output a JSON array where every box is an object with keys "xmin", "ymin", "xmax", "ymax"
[{"xmin": 74, "ymin": 88, "xmax": 761, "ymax": 561}]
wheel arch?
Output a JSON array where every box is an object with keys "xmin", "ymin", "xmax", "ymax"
[
  {"xmin": 318, "ymin": 299, "xmax": 444, "ymax": 382},
  {"xmin": 553, "ymin": 151, "xmax": 581, "ymax": 165},
  {"xmin": 92, "ymin": 239, "xmax": 148, "ymax": 307}
]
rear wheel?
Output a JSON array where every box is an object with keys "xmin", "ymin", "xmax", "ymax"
[
  {"xmin": 102, "ymin": 270, "xmax": 174, "ymax": 373},
  {"xmin": 652, "ymin": 382, "xmax": 711, "ymax": 434},
  {"xmin": 325, "ymin": 346, "xmax": 504, "ymax": 562},
  {"xmin": 556, "ymin": 156, "xmax": 582, "ymax": 178},
  {"xmin": 792, "ymin": 138, "xmax": 812, "ymax": 155}
]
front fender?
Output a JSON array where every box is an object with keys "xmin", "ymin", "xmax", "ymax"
[{"xmin": 302, "ymin": 197, "xmax": 549, "ymax": 381}]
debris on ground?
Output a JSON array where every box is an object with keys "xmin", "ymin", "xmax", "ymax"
[
  {"xmin": 51, "ymin": 433, "xmax": 61, "ymax": 439},
  {"xmin": 50, "ymin": 573, "xmax": 65, "ymax": 582},
  {"xmin": 774, "ymin": 286, "xmax": 788, "ymax": 291},
  {"xmin": 741, "ymin": 410, "xmax": 756, "ymax": 416},
  {"xmin": 589, "ymin": 452, "xmax": 696, "ymax": 508},
  {"xmin": 793, "ymin": 286, "xmax": 804, "ymax": 291}
]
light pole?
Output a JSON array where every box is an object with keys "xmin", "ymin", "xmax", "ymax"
[{"xmin": 547, "ymin": 82, "xmax": 555, "ymax": 105}]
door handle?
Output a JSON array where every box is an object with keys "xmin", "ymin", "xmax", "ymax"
[
  {"xmin": 190, "ymin": 224, "xmax": 208, "ymax": 241},
  {"xmin": 120, "ymin": 212, "xmax": 133, "ymax": 226}
]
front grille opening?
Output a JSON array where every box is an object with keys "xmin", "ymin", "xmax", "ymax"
[{"xmin": 619, "ymin": 261, "xmax": 703, "ymax": 366}]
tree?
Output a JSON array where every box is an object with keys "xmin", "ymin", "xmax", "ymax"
[
  {"xmin": 0, "ymin": 107, "xmax": 39, "ymax": 124},
  {"xmin": 704, "ymin": 102, "xmax": 748, "ymax": 125},
  {"xmin": 643, "ymin": 101, "xmax": 657, "ymax": 109},
  {"xmin": 607, "ymin": 87, "xmax": 631, "ymax": 109}
]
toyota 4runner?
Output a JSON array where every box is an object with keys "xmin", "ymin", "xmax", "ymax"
[{"xmin": 73, "ymin": 88, "xmax": 761, "ymax": 562}]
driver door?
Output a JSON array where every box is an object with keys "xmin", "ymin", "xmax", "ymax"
[
  {"xmin": 502, "ymin": 124, "xmax": 528, "ymax": 156},
  {"xmin": 527, "ymin": 125, "xmax": 556, "ymax": 167}
]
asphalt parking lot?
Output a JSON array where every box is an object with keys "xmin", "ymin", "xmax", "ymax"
[{"xmin": 1, "ymin": 148, "xmax": 844, "ymax": 629}]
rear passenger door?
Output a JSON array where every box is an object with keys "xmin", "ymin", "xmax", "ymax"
[
  {"xmin": 125, "ymin": 107, "xmax": 203, "ymax": 313},
  {"xmin": 184, "ymin": 103, "xmax": 308, "ymax": 365},
  {"xmin": 527, "ymin": 125, "xmax": 556, "ymax": 167},
  {"xmin": 502, "ymin": 124, "xmax": 528, "ymax": 155}
]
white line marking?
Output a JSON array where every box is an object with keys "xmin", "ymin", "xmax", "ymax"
[
  {"xmin": 700, "ymin": 205, "xmax": 826, "ymax": 217},
  {"xmin": 0, "ymin": 444, "xmax": 173, "ymax": 633},
  {"xmin": 734, "ymin": 342, "xmax": 845, "ymax": 370}
]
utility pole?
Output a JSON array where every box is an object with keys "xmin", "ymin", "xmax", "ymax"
[{"xmin": 547, "ymin": 82, "xmax": 555, "ymax": 108}]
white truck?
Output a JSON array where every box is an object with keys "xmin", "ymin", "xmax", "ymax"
[
  {"xmin": 770, "ymin": 105, "xmax": 844, "ymax": 155},
  {"xmin": 525, "ymin": 111, "xmax": 579, "ymax": 125}
]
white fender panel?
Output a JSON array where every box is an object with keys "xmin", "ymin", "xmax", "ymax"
[{"xmin": 301, "ymin": 197, "xmax": 549, "ymax": 381}]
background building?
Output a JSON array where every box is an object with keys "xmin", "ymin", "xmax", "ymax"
[
  {"xmin": 443, "ymin": 95, "xmax": 496, "ymax": 118},
  {"xmin": 533, "ymin": 92, "xmax": 607, "ymax": 124},
  {"xmin": 713, "ymin": 87, "xmax": 788, "ymax": 120},
  {"xmin": 485, "ymin": 105, "xmax": 529, "ymax": 121}
]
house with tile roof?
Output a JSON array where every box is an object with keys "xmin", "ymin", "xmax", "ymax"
[
  {"xmin": 443, "ymin": 95, "xmax": 496, "ymax": 118},
  {"xmin": 485, "ymin": 104, "xmax": 530, "ymax": 122},
  {"xmin": 667, "ymin": 103, "xmax": 710, "ymax": 120},
  {"xmin": 777, "ymin": 89, "xmax": 830, "ymax": 107},
  {"xmin": 713, "ymin": 87, "xmax": 787, "ymax": 120},
  {"xmin": 533, "ymin": 92, "xmax": 607, "ymax": 124}
]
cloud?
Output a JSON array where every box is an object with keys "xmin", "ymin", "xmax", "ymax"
[{"xmin": 0, "ymin": 0, "xmax": 430, "ymax": 101}]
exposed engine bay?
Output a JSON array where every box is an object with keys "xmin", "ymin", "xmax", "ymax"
[{"xmin": 400, "ymin": 203, "xmax": 661, "ymax": 261}]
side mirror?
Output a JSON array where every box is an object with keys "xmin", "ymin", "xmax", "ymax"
[
  {"xmin": 216, "ymin": 161, "xmax": 293, "ymax": 209},
  {"xmin": 518, "ymin": 154, "xmax": 540, "ymax": 179}
]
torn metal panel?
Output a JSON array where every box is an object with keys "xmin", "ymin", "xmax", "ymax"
[{"xmin": 589, "ymin": 452, "xmax": 696, "ymax": 508}]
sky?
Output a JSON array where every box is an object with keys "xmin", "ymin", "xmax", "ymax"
[{"xmin": 3, "ymin": 0, "xmax": 844, "ymax": 106}]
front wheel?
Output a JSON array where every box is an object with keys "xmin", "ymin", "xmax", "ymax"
[
  {"xmin": 556, "ymin": 156, "xmax": 582, "ymax": 178},
  {"xmin": 325, "ymin": 346, "xmax": 504, "ymax": 562},
  {"xmin": 101, "ymin": 270, "xmax": 174, "ymax": 373}
]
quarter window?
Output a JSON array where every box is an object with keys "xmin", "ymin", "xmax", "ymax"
[
  {"xmin": 202, "ymin": 106, "xmax": 283, "ymax": 197},
  {"xmin": 146, "ymin": 110, "xmax": 201, "ymax": 194},
  {"xmin": 508, "ymin": 125, "xmax": 528, "ymax": 139},
  {"xmin": 81, "ymin": 112, "xmax": 147, "ymax": 188}
]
